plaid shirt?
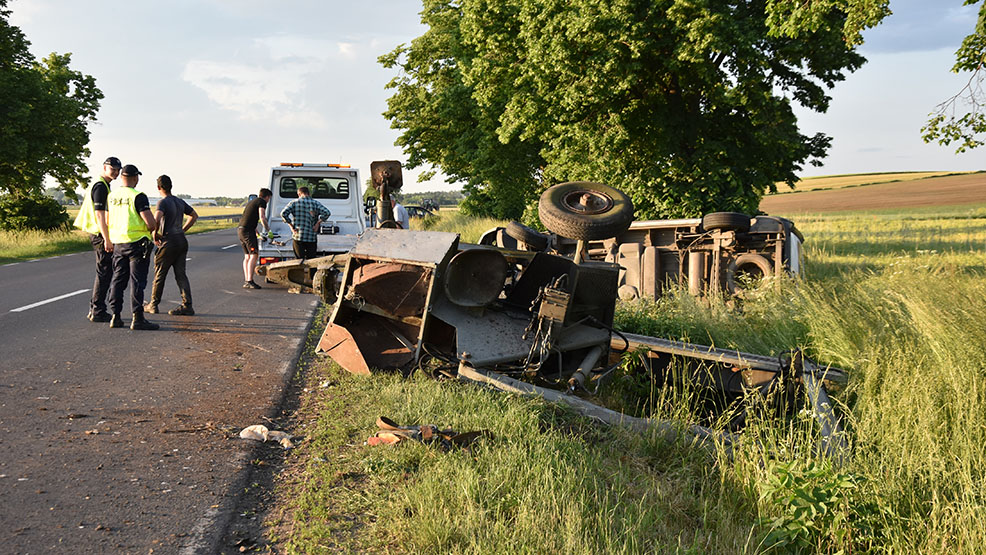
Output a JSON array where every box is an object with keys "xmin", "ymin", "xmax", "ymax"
[{"xmin": 280, "ymin": 196, "xmax": 331, "ymax": 242}]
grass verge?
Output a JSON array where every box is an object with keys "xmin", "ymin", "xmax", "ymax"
[
  {"xmin": 247, "ymin": 306, "xmax": 755, "ymax": 553},
  {"xmin": 0, "ymin": 219, "xmax": 236, "ymax": 265}
]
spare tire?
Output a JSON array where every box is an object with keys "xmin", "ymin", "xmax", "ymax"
[
  {"xmin": 538, "ymin": 181, "xmax": 634, "ymax": 241},
  {"xmin": 505, "ymin": 221, "xmax": 550, "ymax": 251},
  {"xmin": 702, "ymin": 212, "xmax": 750, "ymax": 233},
  {"xmin": 725, "ymin": 253, "xmax": 774, "ymax": 295}
]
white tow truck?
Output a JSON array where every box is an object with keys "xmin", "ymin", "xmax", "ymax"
[{"xmin": 257, "ymin": 162, "xmax": 366, "ymax": 265}]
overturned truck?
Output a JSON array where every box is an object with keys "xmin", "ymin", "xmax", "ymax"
[
  {"xmin": 481, "ymin": 184, "xmax": 804, "ymax": 300},
  {"xmin": 265, "ymin": 177, "xmax": 846, "ymax": 452}
]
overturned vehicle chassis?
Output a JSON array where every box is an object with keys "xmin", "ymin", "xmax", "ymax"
[{"xmin": 286, "ymin": 227, "xmax": 846, "ymax": 449}]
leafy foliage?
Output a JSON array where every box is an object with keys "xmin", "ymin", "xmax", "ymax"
[
  {"xmin": 922, "ymin": 1, "xmax": 986, "ymax": 152},
  {"xmin": 757, "ymin": 459, "xmax": 892, "ymax": 553},
  {"xmin": 764, "ymin": 0, "xmax": 891, "ymax": 46},
  {"xmin": 0, "ymin": 189, "xmax": 69, "ymax": 231},
  {"xmin": 381, "ymin": 0, "xmax": 883, "ymax": 220},
  {"xmin": 0, "ymin": 0, "xmax": 102, "ymax": 207}
]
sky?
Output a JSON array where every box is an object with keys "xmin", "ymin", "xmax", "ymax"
[{"xmin": 7, "ymin": 0, "xmax": 984, "ymax": 198}]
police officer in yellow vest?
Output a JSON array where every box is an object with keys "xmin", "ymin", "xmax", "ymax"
[
  {"xmin": 107, "ymin": 164, "xmax": 160, "ymax": 330},
  {"xmin": 74, "ymin": 156, "xmax": 122, "ymax": 322}
]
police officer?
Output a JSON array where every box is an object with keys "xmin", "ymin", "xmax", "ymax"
[
  {"xmin": 106, "ymin": 164, "xmax": 159, "ymax": 330},
  {"xmin": 74, "ymin": 156, "xmax": 122, "ymax": 322}
]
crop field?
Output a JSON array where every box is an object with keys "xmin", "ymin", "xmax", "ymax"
[
  {"xmin": 772, "ymin": 171, "xmax": 971, "ymax": 194},
  {"xmin": 257, "ymin": 193, "xmax": 986, "ymax": 553},
  {"xmin": 761, "ymin": 171, "xmax": 986, "ymax": 213}
]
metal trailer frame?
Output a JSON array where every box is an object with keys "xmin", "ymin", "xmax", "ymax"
[{"xmin": 263, "ymin": 228, "xmax": 847, "ymax": 458}]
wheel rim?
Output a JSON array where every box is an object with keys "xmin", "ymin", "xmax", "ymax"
[{"xmin": 561, "ymin": 189, "xmax": 614, "ymax": 215}]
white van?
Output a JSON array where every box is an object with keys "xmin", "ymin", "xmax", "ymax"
[{"xmin": 258, "ymin": 163, "xmax": 365, "ymax": 263}]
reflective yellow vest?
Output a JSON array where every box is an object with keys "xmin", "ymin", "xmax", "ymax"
[
  {"xmin": 108, "ymin": 186, "xmax": 151, "ymax": 244},
  {"xmin": 73, "ymin": 177, "xmax": 110, "ymax": 234}
]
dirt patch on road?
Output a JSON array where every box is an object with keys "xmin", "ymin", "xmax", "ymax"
[{"xmin": 760, "ymin": 172, "xmax": 986, "ymax": 214}]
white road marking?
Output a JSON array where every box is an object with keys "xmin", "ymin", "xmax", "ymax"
[
  {"xmin": 221, "ymin": 244, "xmax": 237, "ymax": 250},
  {"xmin": 11, "ymin": 289, "xmax": 89, "ymax": 312},
  {"xmin": 186, "ymin": 258, "xmax": 192, "ymax": 261}
]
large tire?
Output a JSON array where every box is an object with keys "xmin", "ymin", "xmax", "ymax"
[
  {"xmin": 505, "ymin": 221, "xmax": 549, "ymax": 251},
  {"xmin": 313, "ymin": 267, "xmax": 339, "ymax": 305},
  {"xmin": 702, "ymin": 212, "xmax": 751, "ymax": 233},
  {"xmin": 538, "ymin": 181, "xmax": 634, "ymax": 241},
  {"xmin": 725, "ymin": 253, "xmax": 773, "ymax": 295}
]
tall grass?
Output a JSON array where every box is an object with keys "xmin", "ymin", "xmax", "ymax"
[
  {"xmin": 414, "ymin": 209, "xmax": 507, "ymax": 243},
  {"xmin": 611, "ymin": 208, "xmax": 986, "ymax": 552},
  {"xmin": 0, "ymin": 227, "xmax": 89, "ymax": 263}
]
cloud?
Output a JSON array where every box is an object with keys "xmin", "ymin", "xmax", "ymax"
[
  {"xmin": 7, "ymin": 0, "xmax": 47, "ymax": 25},
  {"xmin": 182, "ymin": 59, "xmax": 327, "ymax": 128},
  {"xmin": 861, "ymin": 0, "xmax": 980, "ymax": 54},
  {"xmin": 181, "ymin": 34, "xmax": 367, "ymax": 128}
]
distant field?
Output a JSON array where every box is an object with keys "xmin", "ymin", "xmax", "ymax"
[
  {"xmin": 774, "ymin": 171, "xmax": 971, "ymax": 193},
  {"xmin": 64, "ymin": 205, "xmax": 241, "ymax": 219},
  {"xmin": 760, "ymin": 172, "xmax": 986, "ymax": 214}
]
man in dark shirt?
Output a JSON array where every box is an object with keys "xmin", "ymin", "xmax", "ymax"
[
  {"xmin": 145, "ymin": 175, "xmax": 198, "ymax": 316},
  {"xmin": 238, "ymin": 188, "xmax": 271, "ymax": 289},
  {"xmin": 73, "ymin": 156, "xmax": 122, "ymax": 322}
]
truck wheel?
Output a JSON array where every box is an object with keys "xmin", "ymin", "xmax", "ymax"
[
  {"xmin": 538, "ymin": 181, "xmax": 634, "ymax": 241},
  {"xmin": 505, "ymin": 221, "xmax": 549, "ymax": 251},
  {"xmin": 702, "ymin": 212, "xmax": 751, "ymax": 233},
  {"xmin": 378, "ymin": 219, "xmax": 403, "ymax": 229},
  {"xmin": 313, "ymin": 268, "xmax": 338, "ymax": 305},
  {"xmin": 726, "ymin": 253, "xmax": 773, "ymax": 295}
]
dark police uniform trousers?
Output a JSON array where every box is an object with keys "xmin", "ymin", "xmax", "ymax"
[
  {"xmin": 109, "ymin": 238, "xmax": 153, "ymax": 316},
  {"xmin": 89, "ymin": 233, "xmax": 114, "ymax": 314}
]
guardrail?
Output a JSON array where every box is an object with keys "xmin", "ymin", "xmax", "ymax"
[{"xmin": 196, "ymin": 214, "xmax": 239, "ymax": 223}]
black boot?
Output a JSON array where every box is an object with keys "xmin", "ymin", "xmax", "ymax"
[
  {"xmin": 109, "ymin": 313, "xmax": 124, "ymax": 328},
  {"xmin": 89, "ymin": 310, "xmax": 111, "ymax": 323},
  {"xmin": 130, "ymin": 313, "xmax": 160, "ymax": 331}
]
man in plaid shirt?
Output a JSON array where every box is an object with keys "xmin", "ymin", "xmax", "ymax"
[{"xmin": 280, "ymin": 186, "xmax": 331, "ymax": 259}]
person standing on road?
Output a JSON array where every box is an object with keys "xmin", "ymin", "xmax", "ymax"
[
  {"xmin": 107, "ymin": 164, "xmax": 159, "ymax": 330},
  {"xmin": 280, "ymin": 186, "xmax": 330, "ymax": 260},
  {"xmin": 239, "ymin": 188, "xmax": 271, "ymax": 289},
  {"xmin": 74, "ymin": 156, "xmax": 122, "ymax": 322},
  {"xmin": 145, "ymin": 175, "xmax": 198, "ymax": 316}
]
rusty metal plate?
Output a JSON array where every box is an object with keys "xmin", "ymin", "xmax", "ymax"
[
  {"xmin": 318, "ymin": 316, "xmax": 417, "ymax": 375},
  {"xmin": 317, "ymin": 323, "xmax": 372, "ymax": 375},
  {"xmin": 351, "ymin": 228, "xmax": 458, "ymax": 267},
  {"xmin": 351, "ymin": 262, "xmax": 431, "ymax": 317}
]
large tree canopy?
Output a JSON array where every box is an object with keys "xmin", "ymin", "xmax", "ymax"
[
  {"xmin": 381, "ymin": 0, "xmax": 886, "ymax": 220},
  {"xmin": 922, "ymin": 0, "xmax": 986, "ymax": 153},
  {"xmin": 0, "ymin": 0, "xmax": 102, "ymax": 203}
]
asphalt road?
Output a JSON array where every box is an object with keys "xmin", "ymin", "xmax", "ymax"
[{"xmin": 0, "ymin": 228, "xmax": 319, "ymax": 554}]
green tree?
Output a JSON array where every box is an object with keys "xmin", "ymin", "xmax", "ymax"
[
  {"xmin": 381, "ymin": 0, "xmax": 887, "ymax": 219},
  {"xmin": 0, "ymin": 0, "xmax": 102, "ymax": 229},
  {"xmin": 922, "ymin": 0, "xmax": 986, "ymax": 153}
]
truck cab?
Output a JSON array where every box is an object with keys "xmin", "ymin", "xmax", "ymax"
[{"xmin": 258, "ymin": 163, "xmax": 365, "ymax": 263}]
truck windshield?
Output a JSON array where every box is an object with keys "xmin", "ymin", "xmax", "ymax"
[{"xmin": 279, "ymin": 176, "xmax": 350, "ymax": 200}]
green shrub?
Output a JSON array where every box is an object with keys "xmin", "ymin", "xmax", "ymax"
[{"xmin": 0, "ymin": 191, "xmax": 70, "ymax": 231}]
